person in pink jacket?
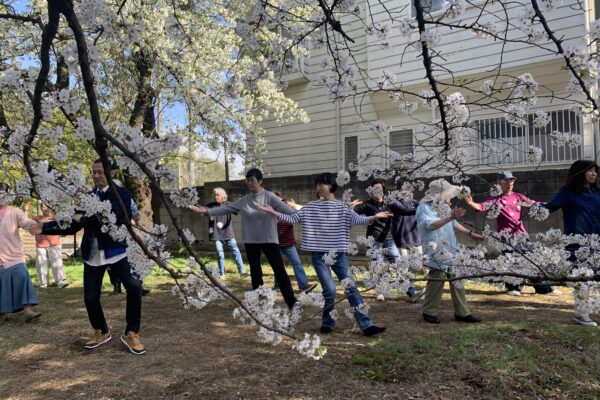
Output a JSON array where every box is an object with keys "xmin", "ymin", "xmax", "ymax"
[{"xmin": 0, "ymin": 183, "xmax": 42, "ymax": 322}]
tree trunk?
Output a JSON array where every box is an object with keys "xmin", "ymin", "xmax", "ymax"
[{"xmin": 124, "ymin": 49, "xmax": 160, "ymax": 226}]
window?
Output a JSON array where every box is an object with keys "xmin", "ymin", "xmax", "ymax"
[
  {"xmin": 411, "ymin": 0, "xmax": 447, "ymax": 17},
  {"xmin": 389, "ymin": 129, "xmax": 414, "ymax": 155},
  {"xmin": 344, "ymin": 136, "xmax": 358, "ymax": 170},
  {"xmin": 477, "ymin": 109, "xmax": 582, "ymax": 166}
]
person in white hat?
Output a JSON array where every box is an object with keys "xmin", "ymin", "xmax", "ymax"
[{"xmin": 416, "ymin": 178, "xmax": 484, "ymax": 324}]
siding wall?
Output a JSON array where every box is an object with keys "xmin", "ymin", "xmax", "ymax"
[{"xmin": 261, "ymin": 0, "xmax": 591, "ymax": 178}]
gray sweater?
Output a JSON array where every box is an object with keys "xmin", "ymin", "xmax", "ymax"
[{"xmin": 207, "ymin": 189, "xmax": 295, "ymax": 244}]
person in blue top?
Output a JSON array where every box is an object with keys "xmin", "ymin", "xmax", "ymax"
[
  {"xmin": 542, "ymin": 159, "xmax": 600, "ymax": 327},
  {"xmin": 417, "ymin": 179, "xmax": 484, "ymax": 324},
  {"xmin": 42, "ymin": 159, "xmax": 145, "ymax": 354}
]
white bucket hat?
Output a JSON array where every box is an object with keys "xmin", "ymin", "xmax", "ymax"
[{"xmin": 420, "ymin": 178, "xmax": 464, "ymax": 203}]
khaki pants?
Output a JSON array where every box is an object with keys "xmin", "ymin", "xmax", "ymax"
[
  {"xmin": 36, "ymin": 246, "xmax": 67, "ymax": 288},
  {"xmin": 423, "ymin": 269, "xmax": 471, "ymax": 317}
]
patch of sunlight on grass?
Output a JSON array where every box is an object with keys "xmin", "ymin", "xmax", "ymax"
[{"xmin": 6, "ymin": 343, "xmax": 53, "ymax": 361}]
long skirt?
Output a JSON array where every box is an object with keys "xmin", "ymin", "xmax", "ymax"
[{"xmin": 0, "ymin": 263, "xmax": 39, "ymax": 313}]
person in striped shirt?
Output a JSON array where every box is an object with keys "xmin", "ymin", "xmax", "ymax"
[{"xmin": 257, "ymin": 172, "xmax": 390, "ymax": 337}]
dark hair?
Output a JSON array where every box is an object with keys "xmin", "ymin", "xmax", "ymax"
[
  {"xmin": 245, "ymin": 168, "xmax": 263, "ymax": 182},
  {"xmin": 315, "ymin": 172, "xmax": 338, "ymax": 193},
  {"xmin": 370, "ymin": 181, "xmax": 386, "ymax": 191},
  {"xmin": 273, "ymin": 191, "xmax": 285, "ymax": 200},
  {"xmin": 565, "ymin": 160, "xmax": 599, "ymax": 194},
  {"xmin": 93, "ymin": 158, "xmax": 118, "ymax": 171}
]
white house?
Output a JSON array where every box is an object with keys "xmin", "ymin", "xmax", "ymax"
[{"xmin": 260, "ymin": 0, "xmax": 599, "ymax": 178}]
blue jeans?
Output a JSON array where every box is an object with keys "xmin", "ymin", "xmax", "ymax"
[
  {"xmin": 214, "ymin": 239, "xmax": 245, "ymax": 275},
  {"xmin": 274, "ymin": 245, "xmax": 309, "ymax": 291},
  {"xmin": 311, "ymin": 252, "xmax": 373, "ymax": 332},
  {"xmin": 372, "ymin": 239, "xmax": 400, "ymax": 262}
]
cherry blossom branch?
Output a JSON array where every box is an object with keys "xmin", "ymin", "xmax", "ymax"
[{"xmin": 61, "ymin": 0, "xmax": 299, "ymax": 342}]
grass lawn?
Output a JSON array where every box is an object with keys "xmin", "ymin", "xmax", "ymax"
[{"xmin": 1, "ymin": 257, "xmax": 598, "ymax": 399}]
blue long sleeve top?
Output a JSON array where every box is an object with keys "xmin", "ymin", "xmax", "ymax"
[{"xmin": 543, "ymin": 187, "xmax": 600, "ymax": 235}]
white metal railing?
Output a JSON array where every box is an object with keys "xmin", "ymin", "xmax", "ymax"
[{"xmin": 476, "ymin": 109, "xmax": 583, "ymax": 166}]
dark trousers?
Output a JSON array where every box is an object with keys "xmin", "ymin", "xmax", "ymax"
[
  {"xmin": 83, "ymin": 258, "xmax": 142, "ymax": 334},
  {"xmin": 505, "ymin": 281, "xmax": 554, "ymax": 294},
  {"xmin": 107, "ymin": 267, "xmax": 121, "ymax": 290},
  {"xmin": 244, "ymin": 243, "xmax": 297, "ymax": 309}
]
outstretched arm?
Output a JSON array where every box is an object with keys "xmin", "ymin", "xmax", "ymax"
[
  {"xmin": 454, "ymin": 222, "xmax": 485, "ymax": 241},
  {"xmin": 389, "ymin": 200, "xmax": 417, "ymax": 216},
  {"xmin": 203, "ymin": 199, "xmax": 242, "ymax": 216},
  {"xmin": 428, "ymin": 207, "xmax": 466, "ymax": 231},
  {"xmin": 256, "ymin": 203, "xmax": 301, "ymax": 224},
  {"xmin": 464, "ymin": 195, "xmax": 483, "ymax": 211}
]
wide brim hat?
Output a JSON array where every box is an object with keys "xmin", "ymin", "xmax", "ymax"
[{"xmin": 420, "ymin": 178, "xmax": 464, "ymax": 203}]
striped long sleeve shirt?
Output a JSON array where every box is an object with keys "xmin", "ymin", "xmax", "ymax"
[{"xmin": 278, "ymin": 200, "xmax": 369, "ymax": 252}]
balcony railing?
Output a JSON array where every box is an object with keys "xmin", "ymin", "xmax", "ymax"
[{"xmin": 476, "ymin": 109, "xmax": 583, "ymax": 166}]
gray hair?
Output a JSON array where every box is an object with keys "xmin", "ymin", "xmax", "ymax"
[{"xmin": 213, "ymin": 187, "xmax": 228, "ymax": 201}]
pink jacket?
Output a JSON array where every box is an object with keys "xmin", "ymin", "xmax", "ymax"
[{"xmin": 0, "ymin": 206, "xmax": 39, "ymax": 268}]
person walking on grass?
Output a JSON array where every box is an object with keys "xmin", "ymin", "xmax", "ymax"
[
  {"xmin": 0, "ymin": 182, "xmax": 42, "ymax": 322},
  {"xmin": 353, "ymin": 181, "xmax": 425, "ymax": 303},
  {"xmin": 191, "ymin": 168, "xmax": 299, "ymax": 309},
  {"xmin": 41, "ymin": 159, "xmax": 145, "ymax": 355},
  {"xmin": 417, "ymin": 179, "xmax": 485, "ymax": 324},
  {"xmin": 272, "ymin": 191, "xmax": 317, "ymax": 294},
  {"xmin": 31, "ymin": 203, "xmax": 69, "ymax": 289},
  {"xmin": 257, "ymin": 172, "xmax": 389, "ymax": 337},
  {"xmin": 542, "ymin": 160, "xmax": 600, "ymax": 327},
  {"xmin": 205, "ymin": 187, "xmax": 246, "ymax": 278},
  {"xmin": 464, "ymin": 171, "xmax": 560, "ymax": 297}
]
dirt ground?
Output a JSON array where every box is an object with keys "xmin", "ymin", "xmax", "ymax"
[{"xmin": 0, "ymin": 275, "xmax": 597, "ymax": 400}]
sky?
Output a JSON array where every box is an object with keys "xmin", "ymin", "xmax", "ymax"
[{"xmin": 10, "ymin": 0, "xmax": 245, "ymax": 181}]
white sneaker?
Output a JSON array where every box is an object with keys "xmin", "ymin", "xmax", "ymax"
[
  {"xmin": 376, "ymin": 294, "xmax": 385, "ymax": 302},
  {"xmin": 574, "ymin": 314, "xmax": 598, "ymax": 327},
  {"xmin": 544, "ymin": 289, "xmax": 562, "ymax": 296},
  {"xmin": 408, "ymin": 288, "xmax": 426, "ymax": 303},
  {"xmin": 507, "ymin": 290, "xmax": 522, "ymax": 296}
]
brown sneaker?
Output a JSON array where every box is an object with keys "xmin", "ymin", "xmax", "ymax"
[
  {"xmin": 84, "ymin": 329, "xmax": 112, "ymax": 349},
  {"xmin": 120, "ymin": 332, "xmax": 146, "ymax": 355}
]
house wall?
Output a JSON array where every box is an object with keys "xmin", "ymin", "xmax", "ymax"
[{"xmin": 261, "ymin": 0, "xmax": 593, "ymax": 178}]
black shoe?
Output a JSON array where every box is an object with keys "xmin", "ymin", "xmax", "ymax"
[
  {"xmin": 423, "ymin": 313, "xmax": 440, "ymax": 324},
  {"xmin": 363, "ymin": 325, "xmax": 386, "ymax": 337},
  {"xmin": 454, "ymin": 314, "xmax": 481, "ymax": 323},
  {"xmin": 141, "ymin": 288, "xmax": 151, "ymax": 297},
  {"xmin": 300, "ymin": 283, "xmax": 318, "ymax": 294},
  {"xmin": 319, "ymin": 326, "xmax": 334, "ymax": 334}
]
